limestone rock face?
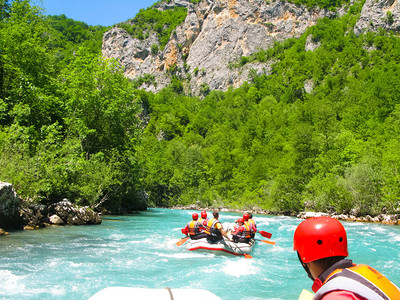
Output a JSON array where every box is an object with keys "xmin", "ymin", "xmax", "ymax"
[
  {"xmin": 354, "ymin": 0, "xmax": 400, "ymax": 35},
  {"xmin": 0, "ymin": 182, "xmax": 22, "ymax": 229},
  {"xmin": 102, "ymin": 0, "xmax": 341, "ymax": 96}
]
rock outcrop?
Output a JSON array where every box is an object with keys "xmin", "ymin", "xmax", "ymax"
[
  {"xmin": 0, "ymin": 181, "xmax": 102, "ymax": 233},
  {"xmin": 354, "ymin": 0, "xmax": 400, "ymax": 35},
  {"xmin": 48, "ymin": 199, "xmax": 102, "ymax": 225},
  {"xmin": 0, "ymin": 181, "xmax": 23, "ymax": 230},
  {"xmin": 102, "ymin": 0, "xmax": 344, "ymax": 96}
]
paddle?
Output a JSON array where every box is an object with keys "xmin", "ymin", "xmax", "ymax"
[
  {"xmin": 176, "ymin": 236, "xmax": 189, "ymax": 246},
  {"xmin": 256, "ymin": 239, "xmax": 276, "ymax": 245},
  {"xmin": 258, "ymin": 230, "xmax": 272, "ymax": 239},
  {"xmin": 227, "ymin": 238, "xmax": 253, "ymax": 258}
]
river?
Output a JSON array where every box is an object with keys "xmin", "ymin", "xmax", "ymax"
[{"xmin": 0, "ymin": 208, "xmax": 399, "ymax": 299}]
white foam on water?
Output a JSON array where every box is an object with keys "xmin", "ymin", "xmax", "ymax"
[
  {"xmin": 0, "ymin": 270, "xmax": 26, "ymax": 295},
  {"xmin": 221, "ymin": 259, "xmax": 259, "ymax": 277},
  {"xmin": 157, "ymin": 252, "xmax": 207, "ymax": 259},
  {"xmin": 127, "ymin": 240, "xmax": 143, "ymax": 244},
  {"xmin": 109, "ymin": 233, "xmax": 127, "ymax": 240},
  {"xmin": 48, "ymin": 258, "xmax": 61, "ymax": 267},
  {"xmin": 392, "ymin": 235, "xmax": 400, "ymax": 242},
  {"xmin": 69, "ymin": 262, "xmax": 85, "ymax": 268},
  {"xmin": 49, "ymin": 286, "xmax": 66, "ymax": 296},
  {"xmin": 277, "ymin": 224, "xmax": 297, "ymax": 232}
]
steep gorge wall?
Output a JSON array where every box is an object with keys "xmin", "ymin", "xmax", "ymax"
[{"xmin": 102, "ymin": 0, "xmax": 400, "ymax": 96}]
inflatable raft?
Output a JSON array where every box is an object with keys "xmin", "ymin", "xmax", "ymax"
[
  {"xmin": 89, "ymin": 287, "xmax": 221, "ymax": 300},
  {"xmin": 186, "ymin": 237, "xmax": 255, "ymax": 256},
  {"xmin": 185, "ymin": 222, "xmax": 255, "ymax": 256}
]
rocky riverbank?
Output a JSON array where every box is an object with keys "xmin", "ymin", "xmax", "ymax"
[
  {"xmin": 0, "ymin": 181, "xmax": 102, "ymax": 235},
  {"xmin": 172, "ymin": 204, "xmax": 400, "ymax": 225}
]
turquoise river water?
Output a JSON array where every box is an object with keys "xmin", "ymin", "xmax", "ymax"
[{"xmin": 0, "ymin": 208, "xmax": 399, "ymax": 299}]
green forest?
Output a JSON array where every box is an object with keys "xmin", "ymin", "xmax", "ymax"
[{"xmin": 1, "ymin": 0, "xmax": 400, "ymax": 216}]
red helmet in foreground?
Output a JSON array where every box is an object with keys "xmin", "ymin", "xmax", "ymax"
[
  {"xmin": 201, "ymin": 211, "xmax": 207, "ymax": 219},
  {"xmin": 237, "ymin": 218, "xmax": 244, "ymax": 223},
  {"xmin": 293, "ymin": 216, "xmax": 348, "ymax": 263},
  {"xmin": 192, "ymin": 213, "xmax": 198, "ymax": 220}
]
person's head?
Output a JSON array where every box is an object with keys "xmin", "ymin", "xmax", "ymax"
[
  {"xmin": 213, "ymin": 209, "xmax": 219, "ymax": 219},
  {"xmin": 293, "ymin": 216, "xmax": 348, "ymax": 280},
  {"xmin": 237, "ymin": 218, "xmax": 244, "ymax": 225},
  {"xmin": 192, "ymin": 213, "xmax": 198, "ymax": 220},
  {"xmin": 247, "ymin": 212, "xmax": 253, "ymax": 219},
  {"xmin": 201, "ymin": 210, "xmax": 207, "ymax": 219},
  {"xmin": 243, "ymin": 213, "xmax": 249, "ymax": 221}
]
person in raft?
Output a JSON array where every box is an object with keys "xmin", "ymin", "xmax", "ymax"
[
  {"xmin": 293, "ymin": 216, "xmax": 400, "ymax": 300},
  {"xmin": 184, "ymin": 213, "xmax": 207, "ymax": 240},
  {"xmin": 204, "ymin": 209, "xmax": 231, "ymax": 243},
  {"xmin": 197, "ymin": 210, "xmax": 208, "ymax": 231},
  {"xmin": 243, "ymin": 212, "xmax": 257, "ymax": 238},
  {"xmin": 231, "ymin": 218, "xmax": 251, "ymax": 244}
]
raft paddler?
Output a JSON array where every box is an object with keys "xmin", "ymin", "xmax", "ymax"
[
  {"xmin": 204, "ymin": 209, "xmax": 232, "ymax": 243},
  {"xmin": 293, "ymin": 216, "xmax": 400, "ymax": 300},
  {"xmin": 197, "ymin": 210, "xmax": 208, "ymax": 231},
  {"xmin": 231, "ymin": 218, "xmax": 251, "ymax": 244},
  {"xmin": 244, "ymin": 212, "xmax": 257, "ymax": 238},
  {"xmin": 184, "ymin": 213, "xmax": 207, "ymax": 240}
]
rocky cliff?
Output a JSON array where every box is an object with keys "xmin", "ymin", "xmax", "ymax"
[
  {"xmin": 355, "ymin": 0, "xmax": 400, "ymax": 34},
  {"xmin": 102, "ymin": 0, "xmax": 400, "ymax": 96}
]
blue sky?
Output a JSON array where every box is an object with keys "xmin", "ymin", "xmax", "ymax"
[{"xmin": 35, "ymin": 0, "xmax": 159, "ymax": 26}]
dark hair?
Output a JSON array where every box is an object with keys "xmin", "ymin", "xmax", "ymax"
[
  {"xmin": 213, "ymin": 209, "xmax": 219, "ymax": 218},
  {"xmin": 313, "ymin": 256, "xmax": 346, "ymax": 271}
]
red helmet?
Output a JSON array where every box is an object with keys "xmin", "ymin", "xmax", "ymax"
[
  {"xmin": 243, "ymin": 214, "xmax": 249, "ymax": 221},
  {"xmin": 192, "ymin": 213, "xmax": 198, "ymax": 220},
  {"xmin": 237, "ymin": 218, "xmax": 244, "ymax": 223},
  {"xmin": 201, "ymin": 211, "xmax": 207, "ymax": 219},
  {"xmin": 293, "ymin": 216, "xmax": 348, "ymax": 263}
]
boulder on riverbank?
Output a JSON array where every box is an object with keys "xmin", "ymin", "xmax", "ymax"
[
  {"xmin": 297, "ymin": 211, "xmax": 400, "ymax": 225},
  {"xmin": 172, "ymin": 205, "xmax": 399, "ymax": 225},
  {"xmin": 0, "ymin": 182, "xmax": 23, "ymax": 230},
  {"xmin": 49, "ymin": 199, "xmax": 102, "ymax": 225},
  {"xmin": 0, "ymin": 181, "xmax": 102, "ymax": 233}
]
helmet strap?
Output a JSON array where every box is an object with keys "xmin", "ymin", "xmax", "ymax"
[{"xmin": 297, "ymin": 252, "xmax": 314, "ymax": 281}]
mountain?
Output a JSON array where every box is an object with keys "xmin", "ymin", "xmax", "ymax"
[{"xmin": 101, "ymin": 0, "xmax": 400, "ymax": 96}]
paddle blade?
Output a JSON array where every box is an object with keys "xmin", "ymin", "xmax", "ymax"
[
  {"xmin": 259, "ymin": 230, "xmax": 272, "ymax": 239},
  {"xmin": 244, "ymin": 253, "xmax": 253, "ymax": 259},
  {"xmin": 261, "ymin": 240, "xmax": 276, "ymax": 245},
  {"xmin": 176, "ymin": 237, "xmax": 189, "ymax": 246}
]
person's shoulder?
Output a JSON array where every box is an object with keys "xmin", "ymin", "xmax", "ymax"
[{"xmin": 322, "ymin": 291, "xmax": 367, "ymax": 300}]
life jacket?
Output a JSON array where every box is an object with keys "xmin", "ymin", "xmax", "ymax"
[
  {"xmin": 205, "ymin": 218, "xmax": 222, "ymax": 238},
  {"xmin": 187, "ymin": 220, "xmax": 200, "ymax": 236},
  {"xmin": 314, "ymin": 264, "xmax": 400, "ymax": 300},
  {"xmin": 239, "ymin": 223, "xmax": 252, "ymax": 239},
  {"xmin": 244, "ymin": 220, "xmax": 255, "ymax": 234},
  {"xmin": 197, "ymin": 217, "xmax": 207, "ymax": 229},
  {"xmin": 248, "ymin": 218, "xmax": 257, "ymax": 231}
]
